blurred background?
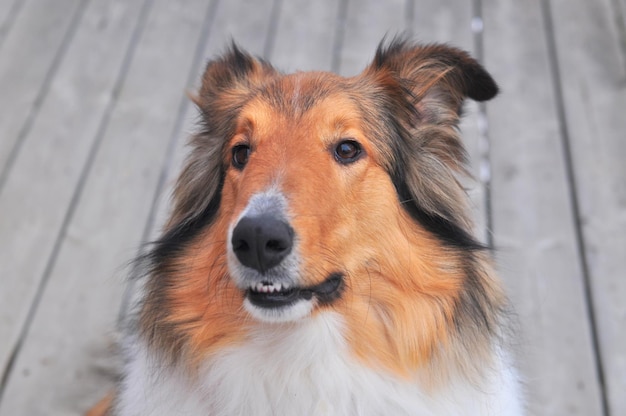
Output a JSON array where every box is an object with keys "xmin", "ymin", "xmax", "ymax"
[{"xmin": 0, "ymin": 0, "xmax": 624, "ymax": 414}]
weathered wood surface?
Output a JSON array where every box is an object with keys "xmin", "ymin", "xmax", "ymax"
[
  {"xmin": 483, "ymin": 0, "xmax": 606, "ymax": 414},
  {"xmin": 0, "ymin": 0, "xmax": 85, "ymax": 184},
  {"xmin": 270, "ymin": 0, "xmax": 341, "ymax": 72},
  {"xmin": 0, "ymin": 0, "xmax": 623, "ymax": 415},
  {"xmin": 0, "ymin": 0, "xmax": 22, "ymax": 48},
  {"xmin": 549, "ymin": 0, "xmax": 626, "ymax": 414},
  {"xmin": 0, "ymin": 0, "xmax": 146, "ymax": 385},
  {"xmin": 338, "ymin": 0, "xmax": 407, "ymax": 75},
  {"xmin": 0, "ymin": 0, "xmax": 212, "ymax": 414}
]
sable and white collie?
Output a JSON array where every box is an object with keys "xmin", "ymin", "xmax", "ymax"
[{"xmin": 90, "ymin": 38, "xmax": 524, "ymax": 415}]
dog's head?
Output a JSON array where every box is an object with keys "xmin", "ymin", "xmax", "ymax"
[{"xmin": 142, "ymin": 38, "xmax": 502, "ymax": 375}]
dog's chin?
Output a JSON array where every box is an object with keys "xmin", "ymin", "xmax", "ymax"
[
  {"xmin": 244, "ymin": 297, "xmax": 314, "ymax": 323},
  {"xmin": 239, "ymin": 273, "xmax": 345, "ymax": 324}
]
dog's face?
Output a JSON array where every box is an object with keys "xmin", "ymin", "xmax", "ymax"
[
  {"xmin": 222, "ymin": 79, "xmax": 405, "ymax": 323},
  {"xmin": 142, "ymin": 39, "xmax": 501, "ymax": 374}
]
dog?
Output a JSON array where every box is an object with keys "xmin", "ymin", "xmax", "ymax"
[{"xmin": 90, "ymin": 37, "xmax": 524, "ymax": 415}]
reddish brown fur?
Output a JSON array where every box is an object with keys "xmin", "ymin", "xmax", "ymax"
[
  {"xmin": 89, "ymin": 40, "xmax": 506, "ymax": 416},
  {"xmin": 131, "ymin": 38, "xmax": 505, "ymax": 403}
]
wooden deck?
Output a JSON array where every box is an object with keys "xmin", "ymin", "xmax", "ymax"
[{"xmin": 0, "ymin": 0, "xmax": 624, "ymax": 414}]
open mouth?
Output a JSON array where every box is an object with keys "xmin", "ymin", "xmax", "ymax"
[{"xmin": 246, "ymin": 273, "xmax": 344, "ymax": 309}]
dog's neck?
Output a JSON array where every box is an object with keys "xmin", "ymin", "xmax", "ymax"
[{"xmin": 117, "ymin": 312, "xmax": 522, "ymax": 415}]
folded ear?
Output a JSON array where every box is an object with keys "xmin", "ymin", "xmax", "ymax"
[
  {"xmin": 192, "ymin": 42, "xmax": 278, "ymax": 137},
  {"xmin": 168, "ymin": 44, "xmax": 277, "ymax": 230},
  {"xmin": 359, "ymin": 39, "xmax": 498, "ymax": 246},
  {"xmin": 364, "ymin": 38, "xmax": 498, "ymax": 125}
]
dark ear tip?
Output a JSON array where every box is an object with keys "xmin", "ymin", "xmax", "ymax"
[{"xmin": 466, "ymin": 66, "xmax": 499, "ymax": 101}]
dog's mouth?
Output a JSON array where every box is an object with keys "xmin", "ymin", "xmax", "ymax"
[{"xmin": 246, "ymin": 273, "xmax": 344, "ymax": 309}]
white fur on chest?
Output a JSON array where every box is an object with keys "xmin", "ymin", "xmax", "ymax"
[{"xmin": 116, "ymin": 313, "xmax": 523, "ymax": 415}]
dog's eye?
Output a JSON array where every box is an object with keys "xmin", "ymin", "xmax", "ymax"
[
  {"xmin": 232, "ymin": 145, "xmax": 250, "ymax": 169},
  {"xmin": 334, "ymin": 140, "xmax": 362, "ymax": 164}
]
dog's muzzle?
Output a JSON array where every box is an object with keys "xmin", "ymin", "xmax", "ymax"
[{"xmin": 230, "ymin": 215, "xmax": 344, "ymax": 312}]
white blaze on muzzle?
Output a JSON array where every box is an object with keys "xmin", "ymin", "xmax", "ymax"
[
  {"xmin": 226, "ymin": 190, "xmax": 309, "ymax": 322},
  {"xmin": 227, "ymin": 189, "xmax": 344, "ymax": 323}
]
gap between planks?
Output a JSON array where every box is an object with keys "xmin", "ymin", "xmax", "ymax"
[
  {"xmin": 541, "ymin": 0, "xmax": 610, "ymax": 414},
  {"xmin": 0, "ymin": 0, "xmax": 89, "ymax": 197}
]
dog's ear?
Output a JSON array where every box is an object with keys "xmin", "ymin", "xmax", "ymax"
[
  {"xmin": 192, "ymin": 43, "xmax": 278, "ymax": 137},
  {"xmin": 360, "ymin": 39, "xmax": 498, "ymax": 244},
  {"xmin": 167, "ymin": 45, "xmax": 277, "ymax": 230},
  {"xmin": 364, "ymin": 38, "xmax": 497, "ymax": 125}
]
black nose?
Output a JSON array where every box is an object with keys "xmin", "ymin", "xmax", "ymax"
[{"xmin": 231, "ymin": 216, "xmax": 294, "ymax": 273}]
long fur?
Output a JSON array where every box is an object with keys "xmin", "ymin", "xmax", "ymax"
[{"xmin": 91, "ymin": 37, "xmax": 524, "ymax": 415}]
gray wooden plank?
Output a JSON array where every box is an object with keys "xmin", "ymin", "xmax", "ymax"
[
  {"xmin": 0, "ymin": 1, "xmax": 213, "ymax": 414},
  {"xmin": 548, "ymin": 0, "xmax": 626, "ymax": 413},
  {"xmin": 337, "ymin": 0, "xmax": 406, "ymax": 76},
  {"xmin": 205, "ymin": 0, "xmax": 276, "ymax": 60},
  {"xmin": 270, "ymin": 0, "xmax": 341, "ymax": 71},
  {"xmin": 483, "ymin": 0, "xmax": 605, "ymax": 414},
  {"xmin": 0, "ymin": 0, "xmax": 85, "ymax": 184},
  {"xmin": 618, "ymin": 0, "xmax": 626, "ymax": 58},
  {"xmin": 0, "ymin": 0, "xmax": 15, "ymax": 20},
  {"xmin": 0, "ymin": 0, "xmax": 147, "ymax": 384},
  {"xmin": 412, "ymin": 0, "xmax": 473, "ymax": 48},
  {"xmin": 0, "ymin": 0, "xmax": 23, "ymax": 48}
]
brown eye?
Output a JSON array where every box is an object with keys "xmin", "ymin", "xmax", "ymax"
[
  {"xmin": 334, "ymin": 140, "xmax": 362, "ymax": 164},
  {"xmin": 232, "ymin": 144, "xmax": 250, "ymax": 169}
]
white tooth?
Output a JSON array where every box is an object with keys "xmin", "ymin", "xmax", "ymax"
[
  {"xmin": 275, "ymin": 283, "xmax": 282, "ymax": 292},
  {"xmin": 256, "ymin": 283, "xmax": 264, "ymax": 292},
  {"xmin": 268, "ymin": 286, "xmax": 275, "ymax": 293},
  {"xmin": 282, "ymin": 283, "xmax": 290, "ymax": 290},
  {"xmin": 261, "ymin": 286, "xmax": 269, "ymax": 293}
]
